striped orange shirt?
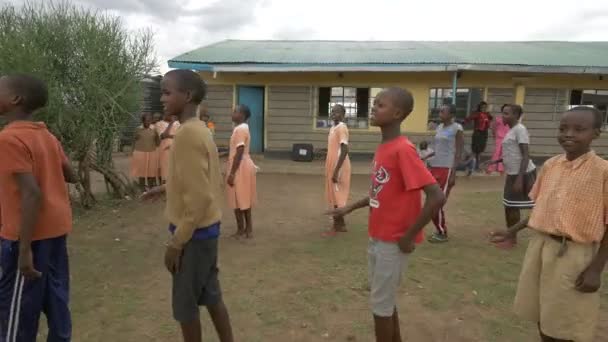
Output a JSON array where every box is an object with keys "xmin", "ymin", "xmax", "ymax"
[{"xmin": 528, "ymin": 151, "xmax": 608, "ymax": 243}]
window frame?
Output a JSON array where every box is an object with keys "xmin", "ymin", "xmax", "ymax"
[
  {"xmin": 569, "ymin": 89, "xmax": 608, "ymax": 130},
  {"xmin": 427, "ymin": 87, "xmax": 485, "ymax": 131},
  {"xmin": 314, "ymin": 86, "xmax": 384, "ymax": 130}
]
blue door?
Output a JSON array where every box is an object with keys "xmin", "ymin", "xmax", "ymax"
[{"xmin": 237, "ymin": 86, "xmax": 265, "ymax": 153}]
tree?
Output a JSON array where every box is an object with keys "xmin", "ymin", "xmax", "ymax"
[{"xmin": 0, "ymin": 0, "xmax": 157, "ymax": 207}]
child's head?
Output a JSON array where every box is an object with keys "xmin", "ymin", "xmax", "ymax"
[
  {"xmin": 0, "ymin": 74, "xmax": 48, "ymax": 116},
  {"xmin": 502, "ymin": 104, "xmax": 523, "ymax": 127},
  {"xmin": 439, "ymin": 104, "xmax": 455, "ymax": 123},
  {"xmin": 160, "ymin": 69, "xmax": 207, "ymax": 119},
  {"xmin": 477, "ymin": 101, "xmax": 488, "ymax": 113},
  {"xmin": 141, "ymin": 112, "xmax": 153, "ymax": 128},
  {"xmin": 331, "ymin": 104, "xmax": 346, "ymax": 123},
  {"xmin": 152, "ymin": 112, "xmax": 162, "ymax": 123},
  {"xmin": 370, "ymin": 87, "xmax": 414, "ymax": 127},
  {"xmin": 232, "ymin": 104, "xmax": 251, "ymax": 124},
  {"xmin": 558, "ymin": 106, "xmax": 602, "ymax": 156},
  {"xmin": 419, "ymin": 140, "xmax": 428, "ymax": 150}
]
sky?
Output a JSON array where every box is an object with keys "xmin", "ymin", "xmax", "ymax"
[{"xmin": 4, "ymin": 0, "xmax": 608, "ymax": 73}]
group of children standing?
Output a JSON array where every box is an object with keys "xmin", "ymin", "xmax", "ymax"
[{"xmin": 1, "ymin": 69, "xmax": 607, "ymax": 342}]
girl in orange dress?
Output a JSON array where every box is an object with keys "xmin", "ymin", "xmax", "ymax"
[
  {"xmin": 155, "ymin": 112, "xmax": 180, "ymax": 183},
  {"xmin": 130, "ymin": 113, "xmax": 160, "ymax": 190},
  {"xmin": 324, "ymin": 104, "xmax": 351, "ymax": 236},
  {"xmin": 226, "ymin": 105, "xmax": 257, "ymax": 239}
]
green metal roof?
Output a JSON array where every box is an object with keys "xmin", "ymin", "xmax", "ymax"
[{"xmin": 168, "ymin": 40, "xmax": 608, "ymax": 73}]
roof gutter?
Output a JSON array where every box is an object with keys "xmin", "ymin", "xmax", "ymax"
[{"xmin": 167, "ymin": 61, "xmax": 608, "ymax": 75}]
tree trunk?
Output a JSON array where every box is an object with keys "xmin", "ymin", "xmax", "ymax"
[
  {"xmin": 90, "ymin": 162, "xmax": 135, "ymax": 199},
  {"xmin": 77, "ymin": 156, "xmax": 96, "ymax": 208}
]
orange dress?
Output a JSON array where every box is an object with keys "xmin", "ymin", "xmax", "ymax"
[
  {"xmin": 155, "ymin": 120, "xmax": 180, "ymax": 180},
  {"xmin": 130, "ymin": 125, "xmax": 159, "ymax": 178},
  {"xmin": 325, "ymin": 122, "xmax": 351, "ymax": 208},
  {"xmin": 226, "ymin": 123, "xmax": 257, "ymax": 210}
]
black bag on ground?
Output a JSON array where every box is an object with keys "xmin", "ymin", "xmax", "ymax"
[{"xmin": 291, "ymin": 144, "xmax": 314, "ymax": 162}]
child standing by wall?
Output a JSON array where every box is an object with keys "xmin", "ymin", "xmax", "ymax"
[
  {"xmin": 491, "ymin": 106, "xmax": 608, "ymax": 342},
  {"xmin": 142, "ymin": 69, "xmax": 234, "ymax": 342},
  {"xmin": 485, "ymin": 104, "xmax": 536, "ymax": 248},
  {"xmin": 324, "ymin": 104, "xmax": 351, "ymax": 236},
  {"xmin": 487, "ymin": 104, "xmax": 509, "ymax": 174},
  {"xmin": 428, "ymin": 104, "xmax": 464, "ymax": 243},
  {"xmin": 156, "ymin": 112, "xmax": 180, "ymax": 183},
  {"xmin": 330, "ymin": 87, "xmax": 445, "ymax": 342},
  {"xmin": 0, "ymin": 74, "xmax": 77, "ymax": 342},
  {"xmin": 198, "ymin": 102, "xmax": 215, "ymax": 135},
  {"xmin": 130, "ymin": 112, "xmax": 160, "ymax": 190},
  {"xmin": 465, "ymin": 101, "xmax": 492, "ymax": 170},
  {"xmin": 226, "ymin": 105, "xmax": 257, "ymax": 239}
]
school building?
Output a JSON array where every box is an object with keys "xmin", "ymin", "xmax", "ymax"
[{"xmin": 168, "ymin": 40, "xmax": 608, "ymax": 157}]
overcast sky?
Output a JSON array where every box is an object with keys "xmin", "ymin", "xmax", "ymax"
[{"xmin": 4, "ymin": 0, "xmax": 608, "ymax": 72}]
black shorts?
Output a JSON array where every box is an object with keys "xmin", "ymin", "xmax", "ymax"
[
  {"xmin": 503, "ymin": 170, "xmax": 536, "ymax": 209},
  {"xmin": 172, "ymin": 238, "xmax": 222, "ymax": 323},
  {"xmin": 471, "ymin": 130, "xmax": 489, "ymax": 154}
]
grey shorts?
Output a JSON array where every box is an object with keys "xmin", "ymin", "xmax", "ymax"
[
  {"xmin": 172, "ymin": 238, "xmax": 222, "ymax": 323},
  {"xmin": 368, "ymin": 239, "xmax": 409, "ymax": 317}
]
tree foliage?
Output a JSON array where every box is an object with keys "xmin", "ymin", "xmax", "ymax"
[{"xmin": 0, "ymin": 0, "xmax": 157, "ymax": 207}]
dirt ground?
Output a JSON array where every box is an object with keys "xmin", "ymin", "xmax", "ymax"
[{"xmin": 39, "ymin": 172, "xmax": 608, "ymax": 342}]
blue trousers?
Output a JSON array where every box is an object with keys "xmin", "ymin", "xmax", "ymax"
[{"xmin": 0, "ymin": 235, "xmax": 71, "ymax": 342}]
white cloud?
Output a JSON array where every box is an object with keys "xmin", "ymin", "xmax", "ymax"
[{"xmin": 3, "ymin": 0, "xmax": 608, "ymax": 72}]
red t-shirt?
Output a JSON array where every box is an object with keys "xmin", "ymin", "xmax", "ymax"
[
  {"xmin": 465, "ymin": 112, "xmax": 493, "ymax": 131},
  {"xmin": 368, "ymin": 136, "xmax": 437, "ymax": 243}
]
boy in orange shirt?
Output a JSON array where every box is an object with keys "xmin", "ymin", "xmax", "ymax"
[
  {"xmin": 0, "ymin": 74, "xmax": 77, "ymax": 342},
  {"xmin": 330, "ymin": 88, "xmax": 445, "ymax": 342},
  {"xmin": 492, "ymin": 106, "xmax": 608, "ymax": 342}
]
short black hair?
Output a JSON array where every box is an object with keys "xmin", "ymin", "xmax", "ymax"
[
  {"xmin": 442, "ymin": 103, "xmax": 456, "ymax": 115},
  {"xmin": 476, "ymin": 101, "xmax": 488, "ymax": 112},
  {"xmin": 165, "ymin": 69, "xmax": 206, "ymax": 104},
  {"xmin": 3, "ymin": 74, "xmax": 48, "ymax": 112},
  {"xmin": 506, "ymin": 104, "xmax": 524, "ymax": 118},
  {"xmin": 237, "ymin": 104, "xmax": 251, "ymax": 120},
  {"xmin": 384, "ymin": 87, "xmax": 414, "ymax": 119},
  {"xmin": 332, "ymin": 104, "xmax": 346, "ymax": 115},
  {"xmin": 501, "ymin": 104, "xmax": 508, "ymax": 112},
  {"xmin": 567, "ymin": 106, "xmax": 604, "ymax": 129}
]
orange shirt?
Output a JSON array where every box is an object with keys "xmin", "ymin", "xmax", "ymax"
[
  {"xmin": 528, "ymin": 151, "xmax": 608, "ymax": 243},
  {"xmin": 0, "ymin": 121, "xmax": 72, "ymax": 241}
]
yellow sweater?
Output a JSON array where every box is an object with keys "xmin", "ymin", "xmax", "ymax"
[{"xmin": 165, "ymin": 118, "xmax": 222, "ymax": 249}]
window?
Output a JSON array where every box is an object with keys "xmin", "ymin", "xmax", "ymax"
[
  {"xmin": 428, "ymin": 88, "xmax": 484, "ymax": 129},
  {"xmin": 570, "ymin": 89, "xmax": 608, "ymax": 129},
  {"xmin": 316, "ymin": 87, "xmax": 383, "ymax": 129}
]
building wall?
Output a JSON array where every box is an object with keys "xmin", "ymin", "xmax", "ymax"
[{"xmin": 200, "ymin": 71, "xmax": 608, "ymax": 156}]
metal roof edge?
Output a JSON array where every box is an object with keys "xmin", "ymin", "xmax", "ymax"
[{"xmin": 168, "ymin": 61, "xmax": 608, "ymax": 74}]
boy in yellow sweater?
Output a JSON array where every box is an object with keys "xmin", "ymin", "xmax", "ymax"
[{"xmin": 142, "ymin": 69, "xmax": 233, "ymax": 342}]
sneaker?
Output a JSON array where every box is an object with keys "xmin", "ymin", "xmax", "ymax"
[{"xmin": 428, "ymin": 233, "xmax": 449, "ymax": 243}]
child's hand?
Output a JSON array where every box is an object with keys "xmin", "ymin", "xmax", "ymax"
[
  {"xmin": 227, "ymin": 174, "xmax": 235, "ymax": 187},
  {"xmin": 164, "ymin": 245, "xmax": 183, "ymax": 275},
  {"xmin": 398, "ymin": 237, "xmax": 416, "ymax": 254},
  {"xmin": 331, "ymin": 174, "xmax": 339, "ymax": 184},
  {"xmin": 141, "ymin": 186, "xmax": 165, "ymax": 202},
  {"xmin": 575, "ymin": 265, "xmax": 602, "ymax": 293},
  {"xmin": 513, "ymin": 176, "xmax": 524, "ymax": 194},
  {"xmin": 325, "ymin": 206, "xmax": 350, "ymax": 218},
  {"xmin": 18, "ymin": 247, "xmax": 42, "ymax": 280}
]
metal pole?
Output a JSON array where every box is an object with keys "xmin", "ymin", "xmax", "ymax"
[{"xmin": 451, "ymin": 71, "xmax": 458, "ymax": 105}]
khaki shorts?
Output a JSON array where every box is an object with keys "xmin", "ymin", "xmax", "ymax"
[
  {"xmin": 368, "ymin": 239, "xmax": 408, "ymax": 317},
  {"xmin": 514, "ymin": 232, "xmax": 600, "ymax": 342}
]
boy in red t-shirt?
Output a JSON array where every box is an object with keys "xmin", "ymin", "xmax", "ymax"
[{"xmin": 330, "ymin": 87, "xmax": 445, "ymax": 341}]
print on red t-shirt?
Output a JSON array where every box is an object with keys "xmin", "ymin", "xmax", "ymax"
[{"xmin": 368, "ymin": 136, "xmax": 437, "ymax": 243}]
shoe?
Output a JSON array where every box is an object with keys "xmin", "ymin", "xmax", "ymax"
[{"xmin": 428, "ymin": 233, "xmax": 449, "ymax": 243}]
